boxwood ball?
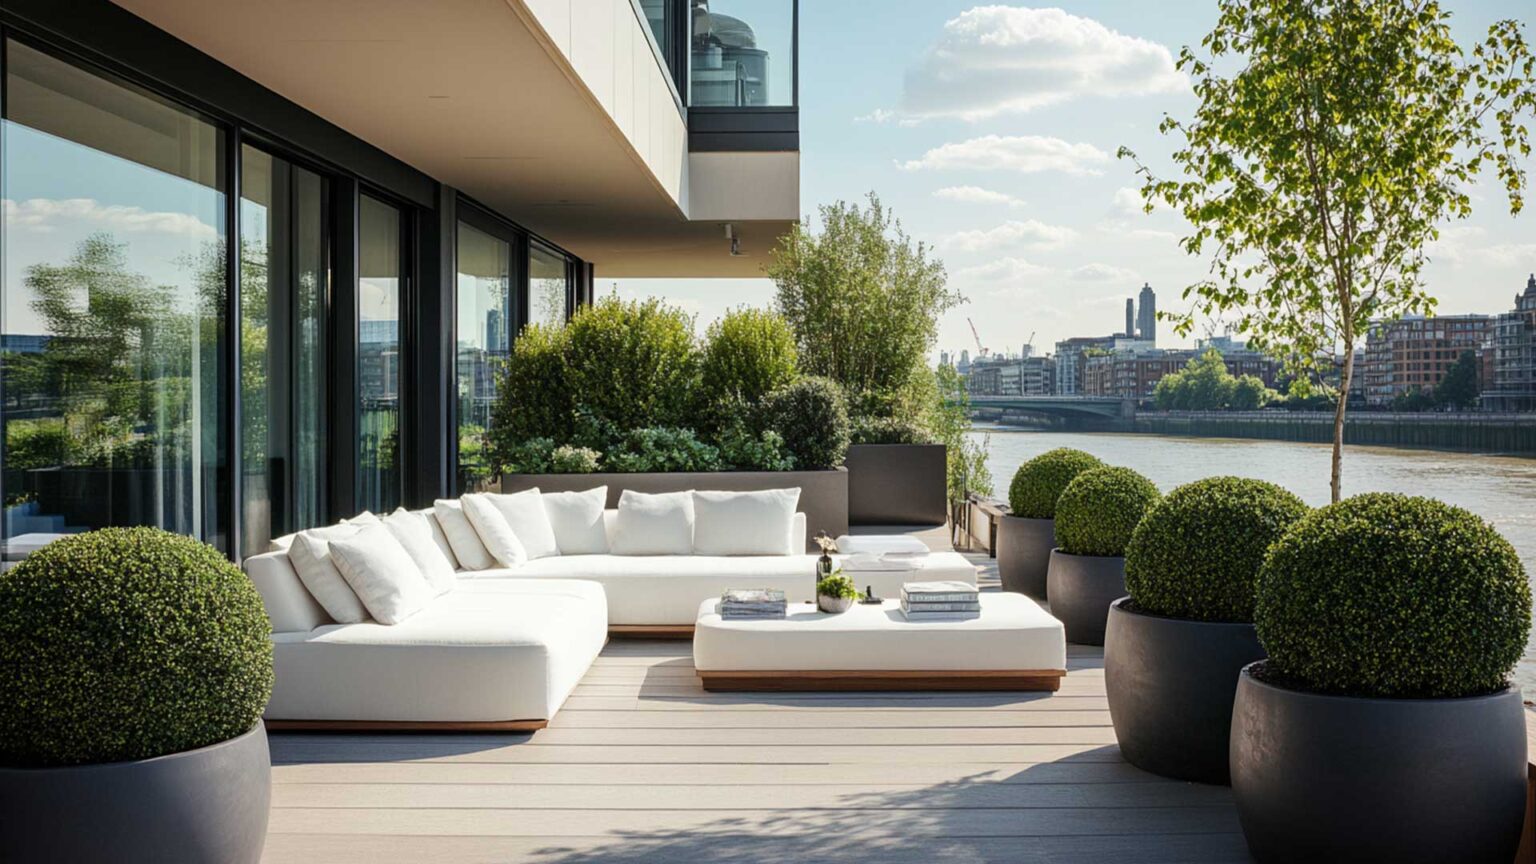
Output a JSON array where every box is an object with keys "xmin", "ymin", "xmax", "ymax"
[
  {"xmin": 1008, "ymin": 448, "xmax": 1104, "ymax": 518},
  {"xmin": 1125, "ymin": 477, "xmax": 1309, "ymax": 623},
  {"xmin": 0, "ymin": 527, "xmax": 274, "ymax": 767},
  {"xmin": 1256, "ymin": 493, "xmax": 1530, "ymax": 698},
  {"xmin": 1055, "ymin": 466, "xmax": 1161, "ymax": 558}
]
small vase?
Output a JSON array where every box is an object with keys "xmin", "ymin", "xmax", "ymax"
[{"xmin": 818, "ymin": 594, "xmax": 855, "ymax": 614}]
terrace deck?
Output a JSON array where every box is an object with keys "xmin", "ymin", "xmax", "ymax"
[{"xmin": 260, "ymin": 526, "xmax": 1252, "ymax": 863}]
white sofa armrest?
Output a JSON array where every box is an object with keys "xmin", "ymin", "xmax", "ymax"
[{"xmin": 244, "ymin": 550, "xmax": 332, "ymax": 634}]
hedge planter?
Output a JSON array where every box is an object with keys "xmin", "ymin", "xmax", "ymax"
[
  {"xmin": 997, "ymin": 515, "xmax": 1054, "ymax": 598},
  {"xmin": 0, "ymin": 722, "xmax": 271, "ymax": 863},
  {"xmin": 845, "ymin": 444, "xmax": 946, "ymax": 526},
  {"xmin": 500, "ymin": 469, "xmax": 848, "ymax": 552},
  {"xmin": 1044, "ymin": 550, "xmax": 1125, "ymax": 645},
  {"xmin": 1104, "ymin": 599, "xmax": 1264, "ymax": 784},
  {"xmin": 1230, "ymin": 665, "xmax": 1526, "ymax": 864}
]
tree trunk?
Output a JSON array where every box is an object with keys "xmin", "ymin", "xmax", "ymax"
[{"xmin": 1331, "ymin": 344, "xmax": 1355, "ymax": 504}]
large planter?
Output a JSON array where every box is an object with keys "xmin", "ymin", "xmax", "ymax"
[
  {"xmin": 997, "ymin": 515, "xmax": 1054, "ymax": 599},
  {"xmin": 1044, "ymin": 549, "xmax": 1125, "ymax": 645},
  {"xmin": 845, "ymin": 444, "xmax": 946, "ymax": 526},
  {"xmin": 1231, "ymin": 664, "xmax": 1526, "ymax": 863},
  {"xmin": 500, "ymin": 469, "xmax": 848, "ymax": 552},
  {"xmin": 0, "ymin": 722, "xmax": 271, "ymax": 863},
  {"xmin": 1104, "ymin": 598, "xmax": 1264, "ymax": 784}
]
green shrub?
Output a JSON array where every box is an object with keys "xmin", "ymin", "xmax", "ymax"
[
  {"xmin": 817, "ymin": 573, "xmax": 859, "ymax": 599},
  {"xmin": 717, "ymin": 424, "xmax": 795, "ymax": 472},
  {"xmin": 6, "ymin": 418, "xmax": 73, "ymax": 469},
  {"xmin": 0, "ymin": 528, "xmax": 273, "ymax": 768},
  {"xmin": 1007, "ymin": 448, "xmax": 1104, "ymax": 518},
  {"xmin": 488, "ymin": 323, "xmax": 571, "ymax": 472},
  {"xmin": 1125, "ymin": 477, "xmax": 1308, "ymax": 622},
  {"xmin": 760, "ymin": 377, "xmax": 850, "ymax": 470},
  {"xmin": 549, "ymin": 444, "xmax": 602, "ymax": 474},
  {"xmin": 1055, "ymin": 466, "xmax": 1161, "ymax": 557},
  {"xmin": 563, "ymin": 296, "xmax": 699, "ymax": 430},
  {"xmin": 700, "ymin": 308, "xmax": 798, "ymax": 408},
  {"xmin": 605, "ymin": 427, "xmax": 721, "ymax": 473},
  {"xmin": 1256, "ymin": 493, "xmax": 1530, "ymax": 698},
  {"xmin": 850, "ymin": 414, "xmax": 931, "ymax": 445}
]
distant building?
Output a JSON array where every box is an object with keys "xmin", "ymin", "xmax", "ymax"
[
  {"xmin": 1124, "ymin": 298, "xmax": 1135, "ymax": 339},
  {"xmin": 966, "ymin": 355, "xmax": 1055, "ymax": 396},
  {"xmin": 1053, "ymin": 335, "xmax": 1118, "ymax": 394},
  {"xmin": 1482, "ymin": 275, "xmax": 1536, "ymax": 412},
  {"xmin": 957, "ymin": 349, "xmax": 971, "ymax": 376},
  {"xmin": 1360, "ymin": 314, "xmax": 1494, "ymax": 407},
  {"xmin": 1082, "ymin": 343, "xmax": 1280, "ymax": 401},
  {"xmin": 1137, "ymin": 283, "xmax": 1157, "ymax": 345}
]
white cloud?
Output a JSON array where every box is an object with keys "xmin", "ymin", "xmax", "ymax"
[
  {"xmin": 933, "ymin": 185, "xmax": 1026, "ymax": 208},
  {"xmin": 1481, "ymin": 244, "xmax": 1536, "ymax": 268},
  {"xmin": 956, "ymin": 256, "xmax": 1053, "ymax": 282},
  {"xmin": 1069, "ymin": 263, "xmax": 1137, "ymax": 282},
  {"xmin": 946, "ymin": 219, "xmax": 1078, "ymax": 252},
  {"xmin": 901, "ymin": 135, "xmax": 1110, "ymax": 176},
  {"xmin": 1112, "ymin": 186, "xmax": 1150, "ymax": 216},
  {"xmin": 3, "ymin": 198, "xmax": 219, "ymax": 239},
  {"xmin": 889, "ymin": 6, "xmax": 1186, "ymax": 122}
]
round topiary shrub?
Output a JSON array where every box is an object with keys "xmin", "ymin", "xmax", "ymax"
[
  {"xmin": 1255, "ymin": 493, "xmax": 1530, "ymax": 699},
  {"xmin": 760, "ymin": 376, "xmax": 851, "ymax": 470},
  {"xmin": 1008, "ymin": 448, "xmax": 1104, "ymax": 518},
  {"xmin": 1055, "ymin": 466, "xmax": 1161, "ymax": 557},
  {"xmin": 700, "ymin": 307, "xmax": 799, "ymax": 407},
  {"xmin": 0, "ymin": 528, "xmax": 274, "ymax": 768},
  {"xmin": 1124, "ymin": 476, "xmax": 1309, "ymax": 623}
]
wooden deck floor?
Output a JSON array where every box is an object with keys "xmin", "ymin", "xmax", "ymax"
[{"xmin": 261, "ymin": 534, "xmax": 1250, "ymax": 863}]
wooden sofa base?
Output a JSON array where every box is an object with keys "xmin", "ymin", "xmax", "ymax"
[
  {"xmin": 609, "ymin": 624, "xmax": 695, "ymax": 639},
  {"xmin": 697, "ymin": 669, "xmax": 1066, "ymax": 692},
  {"xmin": 264, "ymin": 718, "xmax": 548, "ymax": 733}
]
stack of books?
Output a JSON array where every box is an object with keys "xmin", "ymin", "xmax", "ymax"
[
  {"xmin": 900, "ymin": 581, "xmax": 981, "ymax": 621},
  {"xmin": 720, "ymin": 588, "xmax": 787, "ymax": 620}
]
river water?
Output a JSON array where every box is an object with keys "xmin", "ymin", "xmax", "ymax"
[{"xmin": 971, "ymin": 426, "xmax": 1536, "ymax": 692}]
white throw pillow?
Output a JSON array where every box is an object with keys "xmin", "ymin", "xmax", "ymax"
[
  {"xmin": 343, "ymin": 510, "xmax": 381, "ymax": 526},
  {"xmin": 327, "ymin": 524, "xmax": 436, "ymax": 625},
  {"xmin": 413, "ymin": 507, "xmax": 460, "ymax": 569},
  {"xmin": 611, "ymin": 490, "xmax": 695, "ymax": 556},
  {"xmin": 462, "ymin": 493, "xmax": 529, "ymax": 568},
  {"xmin": 287, "ymin": 524, "xmax": 369, "ymax": 624},
  {"xmin": 433, "ymin": 499, "xmax": 497, "ymax": 571},
  {"xmin": 383, "ymin": 508, "xmax": 457, "ymax": 595},
  {"xmin": 484, "ymin": 489, "xmax": 560, "ymax": 560},
  {"xmin": 692, "ymin": 488, "xmax": 802, "ymax": 556},
  {"xmin": 543, "ymin": 487, "xmax": 610, "ymax": 555}
]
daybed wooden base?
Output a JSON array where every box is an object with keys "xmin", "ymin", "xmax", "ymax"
[
  {"xmin": 263, "ymin": 718, "xmax": 547, "ymax": 732},
  {"xmin": 697, "ymin": 669, "xmax": 1066, "ymax": 692},
  {"xmin": 609, "ymin": 624, "xmax": 695, "ymax": 639}
]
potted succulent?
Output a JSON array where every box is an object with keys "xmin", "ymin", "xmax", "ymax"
[
  {"xmin": 1106, "ymin": 477, "xmax": 1308, "ymax": 784},
  {"xmin": 1232, "ymin": 494, "xmax": 1530, "ymax": 863},
  {"xmin": 0, "ymin": 527, "xmax": 275, "ymax": 863},
  {"xmin": 998, "ymin": 448, "xmax": 1103, "ymax": 598},
  {"xmin": 817, "ymin": 571, "xmax": 859, "ymax": 613},
  {"xmin": 1045, "ymin": 466, "xmax": 1159, "ymax": 645}
]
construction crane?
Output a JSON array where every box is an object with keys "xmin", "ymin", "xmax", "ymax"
[
  {"xmin": 967, "ymin": 317, "xmax": 989, "ymax": 357},
  {"xmin": 1025, "ymin": 331, "xmax": 1036, "ymax": 358}
]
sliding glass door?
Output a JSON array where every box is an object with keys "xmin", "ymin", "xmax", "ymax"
[
  {"xmin": 239, "ymin": 144, "xmax": 328, "ymax": 553},
  {"xmin": 528, "ymin": 239, "xmax": 570, "ymax": 328},
  {"xmin": 357, "ymin": 194, "xmax": 405, "ymax": 513},
  {"xmin": 455, "ymin": 217, "xmax": 515, "ymax": 493}
]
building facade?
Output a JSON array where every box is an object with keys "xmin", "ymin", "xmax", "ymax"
[
  {"xmin": 1359, "ymin": 314, "xmax": 1495, "ymax": 407},
  {"xmin": 1081, "ymin": 345, "xmax": 1280, "ymax": 401},
  {"xmin": 966, "ymin": 355, "xmax": 1055, "ymax": 396},
  {"xmin": 1052, "ymin": 336, "xmax": 1117, "ymax": 394},
  {"xmin": 0, "ymin": 0, "xmax": 800, "ymax": 560},
  {"xmin": 1482, "ymin": 276, "xmax": 1536, "ymax": 413}
]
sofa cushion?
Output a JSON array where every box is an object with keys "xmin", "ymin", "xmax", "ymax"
[
  {"xmin": 434, "ymin": 499, "xmax": 497, "ymax": 571},
  {"xmin": 328, "ymin": 524, "xmax": 436, "ymax": 625},
  {"xmin": 265, "ymin": 578, "xmax": 608, "ymax": 723},
  {"xmin": 245, "ymin": 550, "xmax": 332, "ymax": 633},
  {"xmin": 288, "ymin": 524, "xmax": 370, "ymax": 624},
  {"xmin": 692, "ymin": 488, "xmax": 801, "ymax": 556},
  {"xmin": 463, "ymin": 494, "xmax": 529, "ymax": 568},
  {"xmin": 382, "ymin": 508, "xmax": 458, "ymax": 595},
  {"xmin": 414, "ymin": 507, "xmax": 459, "ymax": 569},
  {"xmin": 543, "ymin": 487, "xmax": 609, "ymax": 555},
  {"xmin": 470, "ymin": 489, "xmax": 560, "ymax": 561},
  {"xmin": 611, "ymin": 490, "xmax": 694, "ymax": 556}
]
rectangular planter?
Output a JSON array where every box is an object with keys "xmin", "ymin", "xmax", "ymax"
[
  {"xmin": 845, "ymin": 444, "xmax": 947, "ymax": 527},
  {"xmin": 497, "ymin": 469, "xmax": 848, "ymax": 552}
]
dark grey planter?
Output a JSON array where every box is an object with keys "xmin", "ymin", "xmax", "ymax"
[
  {"xmin": 1044, "ymin": 549, "xmax": 1125, "ymax": 646},
  {"xmin": 1231, "ymin": 664, "xmax": 1526, "ymax": 863},
  {"xmin": 1104, "ymin": 599, "xmax": 1264, "ymax": 784},
  {"xmin": 845, "ymin": 444, "xmax": 947, "ymax": 526},
  {"xmin": 0, "ymin": 722, "xmax": 271, "ymax": 863},
  {"xmin": 997, "ymin": 515, "xmax": 1054, "ymax": 599},
  {"xmin": 499, "ymin": 469, "xmax": 848, "ymax": 552}
]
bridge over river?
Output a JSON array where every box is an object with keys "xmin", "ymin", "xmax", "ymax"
[{"xmin": 967, "ymin": 395, "xmax": 1136, "ymax": 424}]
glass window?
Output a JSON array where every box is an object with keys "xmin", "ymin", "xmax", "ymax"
[
  {"xmin": 239, "ymin": 145, "xmax": 328, "ymax": 553},
  {"xmin": 690, "ymin": 0, "xmax": 795, "ymax": 107},
  {"xmin": 528, "ymin": 240, "xmax": 569, "ymax": 329},
  {"xmin": 2, "ymin": 40, "xmax": 227, "ymax": 546},
  {"xmin": 358, "ymin": 195, "xmax": 402, "ymax": 513},
  {"xmin": 455, "ymin": 221, "xmax": 512, "ymax": 493}
]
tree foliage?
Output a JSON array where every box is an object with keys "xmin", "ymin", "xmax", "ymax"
[
  {"xmin": 1122, "ymin": 0, "xmax": 1536, "ymax": 500},
  {"xmin": 934, "ymin": 364, "xmax": 993, "ymax": 508},
  {"xmin": 700, "ymin": 307, "xmax": 799, "ymax": 408},
  {"xmin": 1153, "ymin": 348, "xmax": 1275, "ymax": 410},
  {"xmin": 1434, "ymin": 348, "xmax": 1481, "ymax": 410}
]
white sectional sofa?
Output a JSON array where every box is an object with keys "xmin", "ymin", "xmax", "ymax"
[{"xmin": 243, "ymin": 487, "xmax": 979, "ymax": 728}]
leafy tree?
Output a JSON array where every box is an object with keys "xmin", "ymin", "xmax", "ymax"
[
  {"xmin": 700, "ymin": 307, "xmax": 798, "ymax": 407},
  {"xmin": 767, "ymin": 193, "xmax": 962, "ymax": 424},
  {"xmin": 1434, "ymin": 349, "xmax": 1481, "ymax": 410},
  {"xmin": 1392, "ymin": 387, "xmax": 1437, "ymax": 412},
  {"xmin": 562, "ymin": 295, "xmax": 699, "ymax": 432},
  {"xmin": 1122, "ymin": 0, "xmax": 1536, "ymax": 501},
  {"xmin": 934, "ymin": 365, "xmax": 993, "ymax": 531},
  {"xmin": 1231, "ymin": 375, "xmax": 1272, "ymax": 410}
]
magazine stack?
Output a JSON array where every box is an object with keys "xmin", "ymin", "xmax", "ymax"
[
  {"xmin": 719, "ymin": 588, "xmax": 787, "ymax": 620},
  {"xmin": 899, "ymin": 581, "xmax": 980, "ymax": 621}
]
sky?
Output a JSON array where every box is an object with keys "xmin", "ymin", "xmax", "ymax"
[{"xmin": 614, "ymin": 0, "xmax": 1536, "ymax": 360}]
